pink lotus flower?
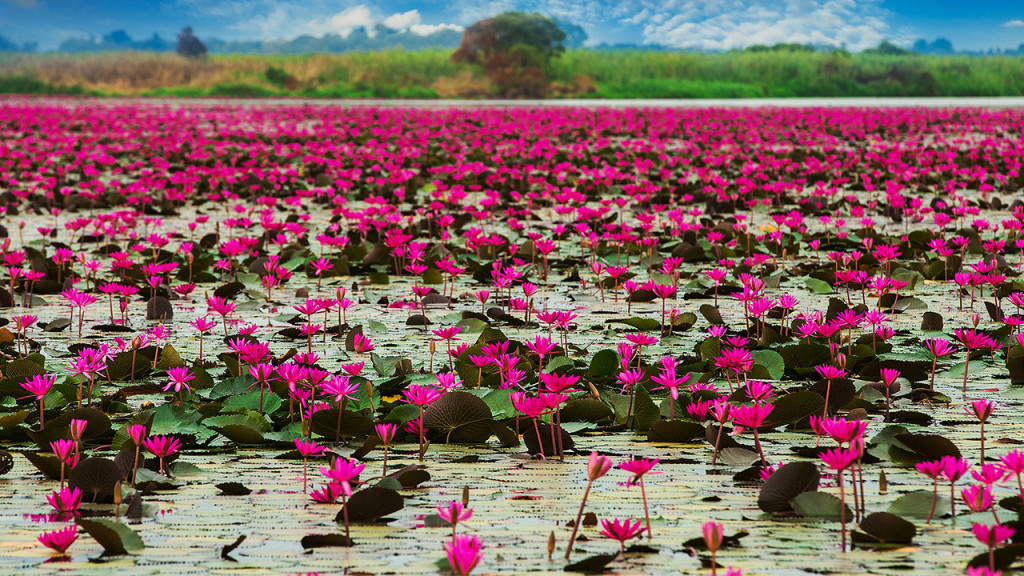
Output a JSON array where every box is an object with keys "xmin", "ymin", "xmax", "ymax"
[
  {"xmin": 352, "ymin": 333, "xmax": 374, "ymax": 353},
  {"xmin": 599, "ymin": 517, "xmax": 644, "ymax": 553},
  {"xmin": 922, "ymin": 337, "xmax": 956, "ymax": 389},
  {"xmin": 962, "ymin": 484, "xmax": 995, "ymax": 514},
  {"xmin": 438, "ymin": 500, "xmax": 473, "ymax": 543},
  {"xmin": 444, "ymin": 534, "xmax": 483, "ymax": 576},
  {"xmin": 310, "ymin": 482, "xmax": 342, "ymax": 504},
  {"xmin": 375, "ymin": 422, "xmax": 397, "ymax": 476},
  {"xmin": 587, "ymin": 451, "xmax": 614, "ymax": 480},
  {"xmin": 206, "ymin": 295, "xmax": 237, "ymax": 335},
  {"xmin": 320, "ymin": 456, "xmax": 364, "ymax": 495},
  {"xmin": 38, "ymin": 525, "xmax": 78, "ymax": 554},
  {"xmin": 438, "ymin": 500, "xmax": 473, "ymax": 525},
  {"xmin": 974, "ymin": 523, "xmax": 1015, "ymax": 571},
  {"xmin": 21, "ymin": 373, "xmax": 56, "ymax": 429},
  {"xmin": 142, "ymin": 434, "xmax": 182, "ymax": 475},
  {"xmin": 702, "ymin": 520, "xmax": 726, "ymax": 575},
  {"xmin": 47, "ymin": 486, "xmax": 82, "ymax": 513},
  {"xmin": 955, "ymin": 329, "xmax": 997, "ymax": 395},
  {"xmin": 619, "ymin": 457, "xmax": 660, "ymax": 540},
  {"xmin": 731, "ymin": 403, "xmax": 774, "ymax": 464},
  {"xmin": 403, "ymin": 384, "xmax": 443, "ymax": 461},
  {"xmin": 566, "ymin": 452, "xmax": 615, "ymax": 560},
  {"xmin": 819, "ymin": 417, "xmax": 867, "ymax": 445},
  {"xmin": 294, "ymin": 438, "xmax": 324, "ymax": 493},
  {"xmin": 164, "ymin": 366, "xmax": 195, "ymax": 398}
]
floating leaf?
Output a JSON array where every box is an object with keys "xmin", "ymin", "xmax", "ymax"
[
  {"xmin": 561, "ymin": 398, "xmax": 614, "ymax": 424},
  {"xmin": 893, "ymin": 433, "xmax": 961, "ymax": 463},
  {"xmin": 586, "ymin": 349, "xmax": 619, "ymax": 381},
  {"xmin": 310, "ymin": 409, "xmax": 374, "ymax": 440},
  {"xmin": 339, "ymin": 486, "xmax": 404, "ymax": 523},
  {"xmin": 751, "ymin": 349, "xmax": 785, "ymax": 381},
  {"xmin": 565, "ymin": 553, "xmax": 618, "ymax": 573},
  {"xmin": 422, "ymin": 391, "xmax": 492, "ymax": 443},
  {"xmin": 371, "ymin": 353, "xmax": 406, "ymax": 377},
  {"xmin": 852, "ymin": 512, "xmax": 916, "ymax": 546},
  {"xmin": 718, "ymin": 447, "xmax": 759, "ymax": 467},
  {"xmin": 68, "ymin": 457, "xmax": 121, "ymax": 502},
  {"xmin": 301, "ymin": 534, "xmax": 353, "ymax": 549},
  {"xmin": 791, "ymin": 491, "xmax": 852, "ymax": 520},
  {"xmin": 609, "ymin": 317, "xmax": 660, "ymax": 331},
  {"xmin": 699, "ymin": 304, "xmax": 724, "ymax": 325},
  {"xmin": 396, "ymin": 467, "xmax": 431, "ymax": 489},
  {"xmin": 217, "ymin": 482, "xmax": 252, "ymax": 496},
  {"xmin": 768, "ymin": 390, "xmax": 825, "ymax": 425},
  {"xmin": 805, "ymin": 277, "xmax": 834, "ymax": 294},
  {"xmin": 759, "ymin": 461, "xmax": 820, "ymax": 513},
  {"xmin": 77, "ymin": 517, "xmax": 145, "ymax": 555},
  {"xmin": 967, "ymin": 543, "xmax": 1024, "ymax": 571},
  {"xmin": 21, "ymin": 451, "xmax": 63, "ymax": 480},
  {"xmin": 204, "ymin": 412, "xmax": 271, "ymax": 433},
  {"xmin": 523, "ymin": 422, "xmax": 574, "ymax": 456},
  {"xmin": 887, "ymin": 490, "xmax": 950, "ymax": 519},
  {"xmin": 683, "ymin": 530, "xmax": 748, "ymax": 550},
  {"xmin": 647, "ymin": 420, "xmax": 705, "ymax": 443},
  {"xmin": 221, "ymin": 390, "xmax": 283, "ymax": 415}
]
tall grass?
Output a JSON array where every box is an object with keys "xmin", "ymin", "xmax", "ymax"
[{"xmin": 4, "ymin": 49, "xmax": 1024, "ymax": 98}]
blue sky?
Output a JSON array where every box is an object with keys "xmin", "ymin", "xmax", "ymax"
[{"xmin": 2, "ymin": 0, "xmax": 1024, "ymax": 52}]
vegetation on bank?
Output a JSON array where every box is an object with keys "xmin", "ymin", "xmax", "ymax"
[{"xmin": 4, "ymin": 48, "xmax": 1024, "ymax": 99}]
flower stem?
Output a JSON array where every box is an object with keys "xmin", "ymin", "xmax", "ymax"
[
  {"xmin": 838, "ymin": 470, "xmax": 847, "ymax": 552},
  {"xmin": 926, "ymin": 479, "xmax": 938, "ymax": 523},
  {"xmin": 418, "ymin": 406, "xmax": 425, "ymax": 461},
  {"xmin": 565, "ymin": 480, "xmax": 593, "ymax": 560},
  {"xmin": 640, "ymin": 477, "xmax": 652, "ymax": 541}
]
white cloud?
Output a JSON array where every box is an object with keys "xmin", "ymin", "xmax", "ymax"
[
  {"xmin": 177, "ymin": 1, "xmax": 461, "ymax": 40},
  {"xmin": 1004, "ymin": 20, "xmax": 1024, "ymax": 28},
  {"xmin": 306, "ymin": 5, "xmax": 375, "ymax": 37},
  {"xmin": 631, "ymin": 0, "xmax": 893, "ymax": 51},
  {"xmin": 382, "ymin": 10, "xmax": 421, "ymax": 30},
  {"xmin": 409, "ymin": 23, "xmax": 464, "ymax": 36}
]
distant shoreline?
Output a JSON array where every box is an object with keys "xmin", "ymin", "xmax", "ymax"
[{"xmin": 5, "ymin": 50, "xmax": 1024, "ymax": 100}]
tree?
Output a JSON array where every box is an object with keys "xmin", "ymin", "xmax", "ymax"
[
  {"xmin": 452, "ymin": 12, "xmax": 570, "ymax": 98},
  {"xmin": 103, "ymin": 30, "xmax": 133, "ymax": 47},
  {"xmin": 865, "ymin": 40, "xmax": 909, "ymax": 56},
  {"xmin": 912, "ymin": 38, "xmax": 954, "ymax": 55},
  {"xmin": 177, "ymin": 27, "xmax": 207, "ymax": 59},
  {"xmin": 553, "ymin": 18, "xmax": 587, "ymax": 49},
  {"xmin": 0, "ymin": 33, "xmax": 18, "ymax": 52}
]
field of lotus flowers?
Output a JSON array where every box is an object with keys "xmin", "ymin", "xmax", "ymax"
[{"xmin": 1, "ymin": 97, "xmax": 1024, "ymax": 576}]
